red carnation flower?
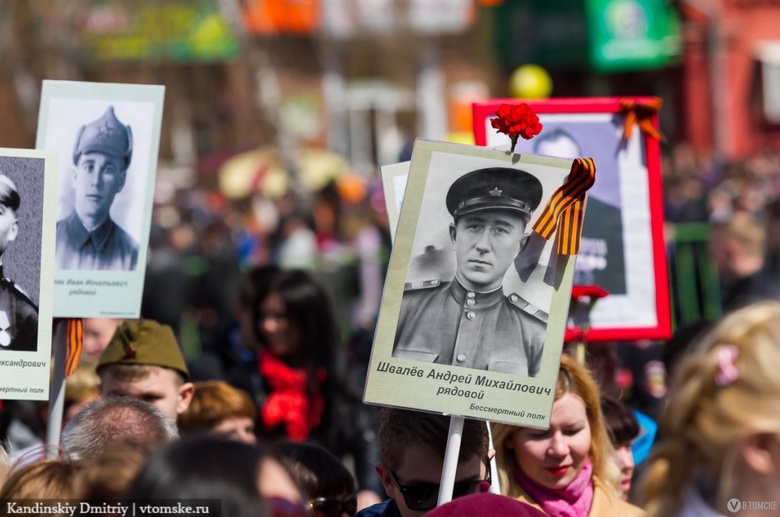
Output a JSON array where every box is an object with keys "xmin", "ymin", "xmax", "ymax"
[{"xmin": 491, "ymin": 103, "xmax": 543, "ymax": 153}]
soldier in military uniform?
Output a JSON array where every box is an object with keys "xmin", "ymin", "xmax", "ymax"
[
  {"xmin": 55, "ymin": 106, "xmax": 139, "ymax": 271},
  {"xmin": 0, "ymin": 174, "xmax": 38, "ymax": 352},
  {"xmin": 392, "ymin": 167, "xmax": 547, "ymax": 377}
]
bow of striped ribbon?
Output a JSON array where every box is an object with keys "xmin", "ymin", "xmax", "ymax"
[
  {"xmin": 619, "ymin": 98, "xmax": 666, "ymax": 142},
  {"xmin": 531, "ymin": 157, "xmax": 596, "ymax": 255}
]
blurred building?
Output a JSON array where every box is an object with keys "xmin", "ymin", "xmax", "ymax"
[
  {"xmin": 678, "ymin": 0, "xmax": 780, "ymax": 159},
  {"xmin": 485, "ymin": 0, "xmax": 780, "ymax": 161},
  {"xmin": 1, "ymin": 0, "xmax": 778, "ymax": 172}
]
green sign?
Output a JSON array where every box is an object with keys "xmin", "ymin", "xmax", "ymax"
[
  {"xmin": 489, "ymin": 0, "xmax": 589, "ymax": 70},
  {"xmin": 585, "ymin": 0, "xmax": 680, "ymax": 72},
  {"xmin": 79, "ymin": 0, "xmax": 238, "ymax": 63}
]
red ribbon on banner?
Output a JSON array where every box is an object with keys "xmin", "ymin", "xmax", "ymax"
[
  {"xmin": 532, "ymin": 157, "xmax": 597, "ymax": 255},
  {"xmin": 619, "ymin": 98, "xmax": 666, "ymax": 142}
]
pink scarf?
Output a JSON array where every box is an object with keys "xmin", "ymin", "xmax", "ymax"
[{"xmin": 514, "ymin": 460, "xmax": 594, "ymax": 517}]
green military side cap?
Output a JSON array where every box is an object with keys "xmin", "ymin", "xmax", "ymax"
[
  {"xmin": 446, "ymin": 167, "xmax": 543, "ymax": 220},
  {"xmin": 98, "ymin": 319, "xmax": 189, "ymax": 380},
  {"xmin": 72, "ymin": 106, "xmax": 133, "ymax": 167}
]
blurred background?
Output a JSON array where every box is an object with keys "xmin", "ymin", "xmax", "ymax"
[{"xmin": 1, "ymin": 0, "xmax": 780, "ymax": 363}]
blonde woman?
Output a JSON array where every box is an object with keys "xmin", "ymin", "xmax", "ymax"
[
  {"xmin": 491, "ymin": 354, "xmax": 644, "ymax": 516},
  {"xmin": 0, "ymin": 460, "xmax": 81, "ymax": 501},
  {"xmin": 639, "ymin": 301, "xmax": 780, "ymax": 516}
]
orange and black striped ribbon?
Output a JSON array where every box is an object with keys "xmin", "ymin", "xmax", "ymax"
[
  {"xmin": 532, "ymin": 157, "xmax": 596, "ymax": 255},
  {"xmin": 64, "ymin": 319, "xmax": 83, "ymax": 377},
  {"xmin": 619, "ymin": 98, "xmax": 666, "ymax": 142}
]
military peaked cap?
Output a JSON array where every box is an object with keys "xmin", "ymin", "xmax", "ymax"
[{"xmin": 446, "ymin": 167, "xmax": 543, "ymax": 220}]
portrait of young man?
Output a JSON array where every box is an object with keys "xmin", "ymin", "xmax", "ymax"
[
  {"xmin": 392, "ymin": 167, "xmax": 547, "ymax": 377},
  {"xmin": 55, "ymin": 105, "xmax": 138, "ymax": 271}
]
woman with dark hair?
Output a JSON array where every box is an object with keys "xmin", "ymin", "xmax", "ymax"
[
  {"xmin": 272, "ymin": 441, "xmax": 358, "ymax": 517},
  {"xmin": 254, "ymin": 269, "xmax": 340, "ymax": 441},
  {"xmin": 254, "ymin": 269, "xmax": 383, "ymax": 506},
  {"xmin": 125, "ymin": 436, "xmax": 304, "ymax": 517},
  {"xmin": 600, "ymin": 395, "xmax": 640, "ymax": 500}
]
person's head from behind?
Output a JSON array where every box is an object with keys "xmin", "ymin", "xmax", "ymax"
[
  {"xmin": 424, "ymin": 492, "xmax": 547, "ymax": 517},
  {"xmin": 0, "ymin": 173, "xmax": 20, "ymax": 261},
  {"xmin": 71, "ymin": 106, "xmax": 132, "ymax": 229},
  {"xmin": 0, "ymin": 460, "xmax": 81, "ymax": 501},
  {"xmin": 74, "ymin": 439, "xmax": 154, "ymax": 503},
  {"xmin": 491, "ymin": 354, "xmax": 617, "ymax": 496},
  {"xmin": 178, "ymin": 380, "xmax": 257, "ymax": 444},
  {"xmin": 126, "ymin": 436, "xmax": 303, "ymax": 517},
  {"xmin": 61, "ymin": 395, "xmax": 178, "ymax": 461},
  {"xmin": 375, "ymin": 408, "xmax": 490, "ymax": 517},
  {"xmin": 709, "ymin": 212, "xmax": 766, "ymax": 281},
  {"xmin": 600, "ymin": 394, "xmax": 640, "ymax": 499},
  {"xmin": 446, "ymin": 168, "xmax": 543, "ymax": 292},
  {"xmin": 97, "ymin": 319, "xmax": 194, "ymax": 420},
  {"xmin": 272, "ymin": 441, "xmax": 357, "ymax": 517},
  {"xmin": 639, "ymin": 301, "xmax": 780, "ymax": 516},
  {"xmin": 256, "ymin": 269, "xmax": 338, "ymax": 367},
  {"xmin": 533, "ymin": 128, "xmax": 581, "ymax": 160}
]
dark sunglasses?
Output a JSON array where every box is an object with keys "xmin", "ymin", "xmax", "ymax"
[
  {"xmin": 387, "ymin": 467, "xmax": 491, "ymax": 511},
  {"xmin": 306, "ymin": 496, "xmax": 358, "ymax": 517}
]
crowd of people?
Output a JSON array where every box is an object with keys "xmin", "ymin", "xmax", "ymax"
[{"xmin": 2, "ymin": 143, "xmax": 780, "ymax": 516}]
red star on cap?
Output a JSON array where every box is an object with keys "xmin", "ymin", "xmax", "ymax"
[{"xmin": 97, "ymin": 122, "xmax": 115, "ymax": 138}]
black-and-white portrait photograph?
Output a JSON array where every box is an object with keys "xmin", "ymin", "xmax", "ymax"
[
  {"xmin": 37, "ymin": 80, "xmax": 165, "ymax": 320},
  {"xmin": 385, "ymin": 143, "xmax": 576, "ymax": 378},
  {"xmin": 393, "ymin": 165, "xmax": 548, "ymax": 376},
  {"xmin": 47, "ymin": 100, "xmax": 152, "ymax": 271},
  {"xmin": 366, "ymin": 140, "xmax": 577, "ymax": 426},
  {"xmin": 0, "ymin": 156, "xmax": 44, "ymax": 352}
]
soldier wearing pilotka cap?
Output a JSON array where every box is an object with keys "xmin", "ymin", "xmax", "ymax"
[
  {"xmin": 55, "ymin": 105, "xmax": 138, "ymax": 271},
  {"xmin": 392, "ymin": 167, "xmax": 547, "ymax": 377},
  {"xmin": 97, "ymin": 319, "xmax": 194, "ymax": 421}
]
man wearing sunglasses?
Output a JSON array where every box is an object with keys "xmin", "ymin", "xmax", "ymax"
[{"xmin": 357, "ymin": 408, "xmax": 491, "ymax": 517}]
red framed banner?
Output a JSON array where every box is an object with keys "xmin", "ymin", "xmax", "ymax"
[{"xmin": 473, "ymin": 97, "xmax": 671, "ymax": 342}]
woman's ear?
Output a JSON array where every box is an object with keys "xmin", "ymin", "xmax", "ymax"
[{"xmin": 740, "ymin": 434, "xmax": 779, "ymax": 475}]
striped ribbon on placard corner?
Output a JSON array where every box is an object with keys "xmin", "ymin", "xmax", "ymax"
[
  {"xmin": 532, "ymin": 157, "xmax": 597, "ymax": 255},
  {"xmin": 619, "ymin": 97, "xmax": 666, "ymax": 142},
  {"xmin": 64, "ymin": 319, "xmax": 84, "ymax": 378}
]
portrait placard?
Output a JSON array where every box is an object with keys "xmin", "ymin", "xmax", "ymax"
[
  {"xmin": 35, "ymin": 80, "xmax": 165, "ymax": 318},
  {"xmin": 473, "ymin": 97, "xmax": 671, "ymax": 342},
  {"xmin": 366, "ymin": 139, "xmax": 583, "ymax": 428},
  {"xmin": 0, "ymin": 148, "xmax": 58, "ymax": 400},
  {"xmin": 379, "ymin": 160, "xmax": 411, "ymax": 241}
]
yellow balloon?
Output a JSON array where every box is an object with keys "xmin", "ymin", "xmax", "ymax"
[{"xmin": 509, "ymin": 64, "xmax": 553, "ymax": 99}]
